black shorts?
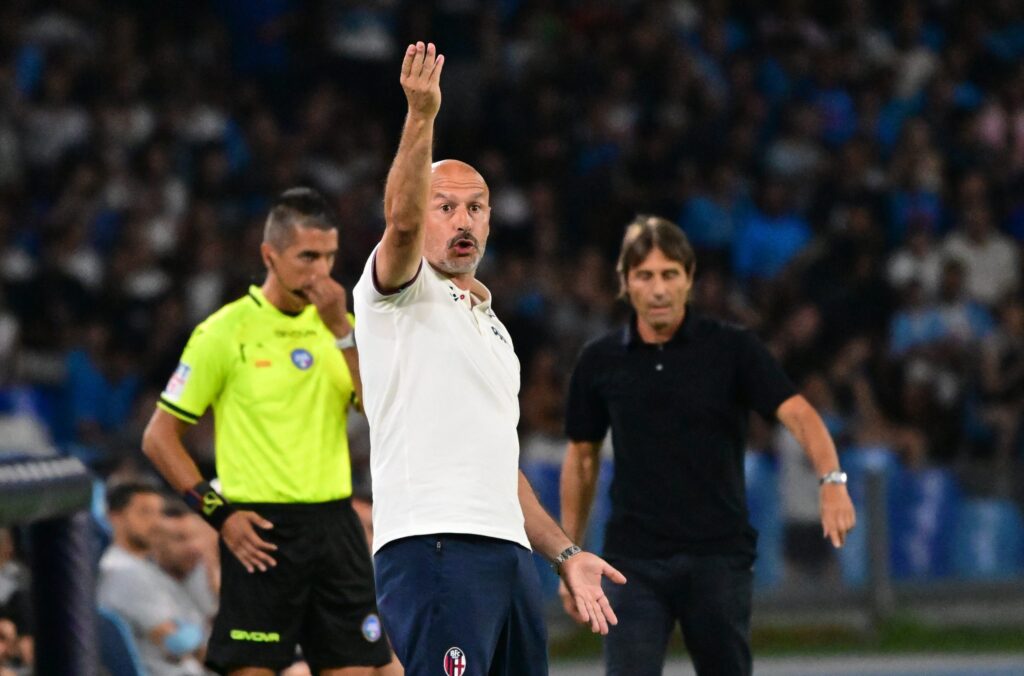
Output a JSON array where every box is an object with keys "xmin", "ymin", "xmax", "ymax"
[{"xmin": 206, "ymin": 499, "xmax": 391, "ymax": 673}]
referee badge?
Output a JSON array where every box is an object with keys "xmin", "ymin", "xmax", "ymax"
[
  {"xmin": 290, "ymin": 348, "xmax": 314, "ymax": 370},
  {"xmin": 361, "ymin": 613, "xmax": 382, "ymax": 642}
]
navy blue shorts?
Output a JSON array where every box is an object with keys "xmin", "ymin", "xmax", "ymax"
[{"xmin": 374, "ymin": 534, "xmax": 548, "ymax": 676}]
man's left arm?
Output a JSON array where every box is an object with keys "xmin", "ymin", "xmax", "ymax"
[
  {"xmin": 518, "ymin": 471, "xmax": 625, "ymax": 635},
  {"xmin": 776, "ymin": 395, "xmax": 857, "ymax": 547}
]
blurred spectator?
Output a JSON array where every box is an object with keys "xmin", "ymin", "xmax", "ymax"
[
  {"xmin": 733, "ymin": 180, "xmax": 811, "ymax": 289},
  {"xmin": 151, "ymin": 502, "xmax": 218, "ymax": 626},
  {"xmin": 98, "ymin": 483, "xmax": 208, "ymax": 676},
  {"xmin": 978, "ymin": 296, "xmax": 1024, "ymax": 495},
  {"xmin": 0, "ymin": 530, "xmax": 31, "ymax": 676},
  {"xmin": 943, "ymin": 204, "xmax": 1020, "ymax": 306},
  {"xmin": 0, "ymin": 0, "xmax": 1018, "ymax": 511},
  {"xmin": 887, "ymin": 220, "xmax": 944, "ymax": 298}
]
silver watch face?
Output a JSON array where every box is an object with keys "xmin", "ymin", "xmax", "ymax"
[{"xmin": 823, "ymin": 471, "xmax": 847, "ymax": 484}]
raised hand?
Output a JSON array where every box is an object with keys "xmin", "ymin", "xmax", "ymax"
[
  {"xmin": 306, "ymin": 276, "xmax": 351, "ymax": 338},
  {"xmin": 400, "ymin": 41, "xmax": 444, "ymax": 119}
]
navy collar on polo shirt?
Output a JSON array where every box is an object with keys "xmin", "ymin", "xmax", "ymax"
[{"xmin": 622, "ymin": 306, "xmax": 697, "ymax": 349}]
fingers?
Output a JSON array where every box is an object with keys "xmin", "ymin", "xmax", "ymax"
[
  {"xmin": 410, "ymin": 41, "xmax": 426, "ymax": 78},
  {"xmin": 559, "ymin": 582, "xmax": 587, "ymax": 623},
  {"xmin": 401, "ymin": 43, "xmax": 415, "ymax": 78},
  {"xmin": 597, "ymin": 594, "xmax": 618, "ymax": 627},
  {"xmin": 576, "ymin": 593, "xmax": 611, "ymax": 635},
  {"xmin": 603, "ymin": 562, "xmax": 627, "ymax": 585},
  {"xmin": 429, "ymin": 54, "xmax": 445, "ymax": 83},
  {"xmin": 423, "ymin": 42, "xmax": 436, "ymax": 76},
  {"xmin": 823, "ymin": 510, "xmax": 855, "ymax": 548},
  {"xmin": 227, "ymin": 513, "xmax": 278, "ymax": 573},
  {"xmin": 573, "ymin": 595, "xmax": 591, "ymax": 626}
]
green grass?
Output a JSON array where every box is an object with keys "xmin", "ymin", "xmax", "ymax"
[{"xmin": 549, "ymin": 618, "xmax": 1024, "ymax": 660}]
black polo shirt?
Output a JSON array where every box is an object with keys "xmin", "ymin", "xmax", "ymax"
[{"xmin": 565, "ymin": 310, "xmax": 796, "ymax": 559}]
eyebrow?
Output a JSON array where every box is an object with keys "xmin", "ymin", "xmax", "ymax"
[
  {"xmin": 298, "ymin": 248, "xmax": 338, "ymax": 256},
  {"xmin": 432, "ymin": 192, "xmax": 487, "ymax": 202}
]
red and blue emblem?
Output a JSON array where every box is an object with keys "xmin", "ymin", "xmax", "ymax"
[
  {"xmin": 290, "ymin": 348, "xmax": 314, "ymax": 370},
  {"xmin": 443, "ymin": 646, "xmax": 466, "ymax": 676}
]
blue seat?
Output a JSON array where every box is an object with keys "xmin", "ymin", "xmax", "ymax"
[
  {"xmin": 952, "ymin": 499, "xmax": 1024, "ymax": 579},
  {"xmin": 98, "ymin": 606, "xmax": 144, "ymax": 676},
  {"xmin": 836, "ymin": 446, "xmax": 901, "ymax": 586},
  {"xmin": 889, "ymin": 467, "xmax": 960, "ymax": 579}
]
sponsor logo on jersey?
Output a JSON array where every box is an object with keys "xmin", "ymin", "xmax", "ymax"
[
  {"xmin": 443, "ymin": 647, "xmax": 466, "ymax": 676},
  {"xmin": 290, "ymin": 348, "xmax": 314, "ymax": 370},
  {"xmin": 164, "ymin": 362, "xmax": 191, "ymax": 400}
]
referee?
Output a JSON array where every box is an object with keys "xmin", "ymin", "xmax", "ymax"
[
  {"xmin": 142, "ymin": 188, "xmax": 392, "ymax": 675},
  {"xmin": 559, "ymin": 216, "xmax": 856, "ymax": 676}
]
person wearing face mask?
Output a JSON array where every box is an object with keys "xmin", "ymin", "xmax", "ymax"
[
  {"xmin": 141, "ymin": 188, "xmax": 393, "ymax": 675},
  {"xmin": 352, "ymin": 42, "xmax": 625, "ymax": 676},
  {"xmin": 559, "ymin": 216, "xmax": 857, "ymax": 676}
]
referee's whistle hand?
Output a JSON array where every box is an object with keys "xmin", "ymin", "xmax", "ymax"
[{"xmin": 222, "ymin": 511, "xmax": 278, "ymax": 574}]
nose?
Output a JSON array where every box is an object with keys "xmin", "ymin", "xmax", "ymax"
[
  {"xmin": 454, "ymin": 205, "xmax": 473, "ymax": 229},
  {"xmin": 313, "ymin": 256, "xmax": 331, "ymax": 278}
]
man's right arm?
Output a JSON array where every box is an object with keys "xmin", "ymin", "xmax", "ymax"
[
  {"xmin": 376, "ymin": 41, "xmax": 444, "ymax": 290},
  {"xmin": 142, "ymin": 410, "xmax": 277, "ymax": 573}
]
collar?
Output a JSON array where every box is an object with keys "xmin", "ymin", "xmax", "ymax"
[
  {"xmin": 428, "ymin": 264, "xmax": 494, "ymax": 311},
  {"xmin": 622, "ymin": 307, "xmax": 696, "ymax": 348},
  {"xmin": 247, "ymin": 285, "xmax": 310, "ymax": 319}
]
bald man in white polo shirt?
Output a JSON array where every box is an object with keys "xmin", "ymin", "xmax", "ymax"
[{"xmin": 353, "ymin": 41, "xmax": 625, "ymax": 675}]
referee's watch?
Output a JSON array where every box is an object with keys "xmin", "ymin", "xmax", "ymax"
[
  {"xmin": 335, "ymin": 331, "xmax": 356, "ymax": 350},
  {"xmin": 819, "ymin": 469, "xmax": 848, "ymax": 486}
]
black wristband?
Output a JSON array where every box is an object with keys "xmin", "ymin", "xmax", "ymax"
[{"xmin": 183, "ymin": 481, "xmax": 236, "ymax": 531}]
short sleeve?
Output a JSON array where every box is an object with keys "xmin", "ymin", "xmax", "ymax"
[
  {"xmin": 564, "ymin": 345, "xmax": 610, "ymax": 442},
  {"xmin": 737, "ymin": 329, "xmax": 797, "ymax": 421},
  {"xmin": 352, "ymin": 245, "xmax": 425, "ymax": 310},
  {"xmin": 156, "ymin": 324, "xmax": 229, "ymax": 424}
]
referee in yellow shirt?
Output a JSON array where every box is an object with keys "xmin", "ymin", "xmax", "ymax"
[{"xmin": 142, "ymin": 188, "xmax": 391, "ymax": 675}]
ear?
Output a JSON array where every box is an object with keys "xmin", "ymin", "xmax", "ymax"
[{"xmin": 260, "ymin": 241, "xmax": 275, "ymax": 269}]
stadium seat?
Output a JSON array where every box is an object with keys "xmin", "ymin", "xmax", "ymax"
[
  {"xmin": 889, "ymin": 467, "xmax": 960, "ymax": 579},
  {"xmin": 836, "ymin": 446, "xmax": 901, "ymax": 586},
  {"xmin": 98, "ymin": 606, "xmax": 145, "ymax": 676},
  {"xmin": 952, "ymin": 498, "xmax": 1024, "ymax": 579}
]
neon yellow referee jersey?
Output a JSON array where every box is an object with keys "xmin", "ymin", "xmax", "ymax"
[{"xmin": 158, "ymin": 285, "xmax": 356, "ymax": 503}]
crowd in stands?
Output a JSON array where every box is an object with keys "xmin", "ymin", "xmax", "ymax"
[{"xmin": 2, "ymin": 1, "xmax": 1024, "ymax": 634}]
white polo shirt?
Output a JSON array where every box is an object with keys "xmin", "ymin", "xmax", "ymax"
[{"xmin": 353, "ymin": 247, "xmax": 529, "ymax": 553}]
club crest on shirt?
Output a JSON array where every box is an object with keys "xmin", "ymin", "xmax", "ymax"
[
  {"xmin": 443, "ymin": 647, "xmax": 466, "ymax": 676},
  {"xmin": 361, "ymin": 614, "xmax": 382, "ymax": 642},
  {"xmin": 164, "ymin": 362, "xmax": 191, "ymax": 400},
  {"xmin": 290, "ymin": 348, "xmax": 314, "ymax": 370}
]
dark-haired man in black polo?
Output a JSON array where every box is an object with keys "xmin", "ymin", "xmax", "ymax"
[{"xmin": 559, "ymin": 216, "xmax": 856, "ymax": 676}]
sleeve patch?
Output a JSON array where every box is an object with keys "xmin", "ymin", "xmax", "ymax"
[{"xmin": 164, "ymin": 362, "xmax": 192, "ymax": 401}]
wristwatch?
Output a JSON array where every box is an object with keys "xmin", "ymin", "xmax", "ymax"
[
  {"xmin": 552, "ymin": 544, "xmax": 582, "ymax": 574},
  {"xmin": 335, "ymin": 332, "xmax": 356, "ymax": 350},
  {"xmin": 819, "ymin": 469, "xmax": 848, "ymax": 486}
]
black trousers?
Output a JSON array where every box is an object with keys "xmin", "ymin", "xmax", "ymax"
[{"xmin": 603, "ymin": 551, "xmax": 754, "ymax": 676}]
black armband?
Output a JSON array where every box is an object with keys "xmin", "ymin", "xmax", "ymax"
[{"xmin": 183, "ymin": 481, "xmax": 236, "ymax": 531}]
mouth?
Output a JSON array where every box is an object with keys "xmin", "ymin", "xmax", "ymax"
[{"xmin": 450, "ymin": 237, "xmax": 478, "ymax": 256}]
